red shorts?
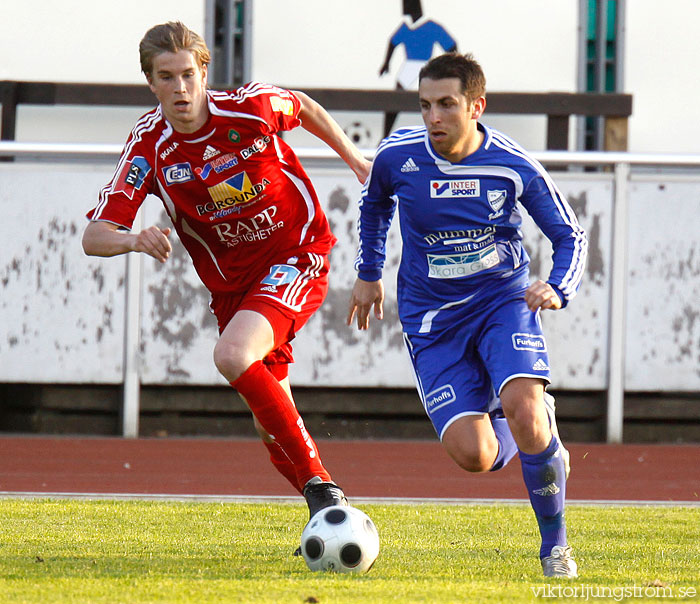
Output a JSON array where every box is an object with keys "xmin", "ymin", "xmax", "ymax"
[{"xmin": 209, "ymin": 251, "xmax": 330, "ymax": 380}]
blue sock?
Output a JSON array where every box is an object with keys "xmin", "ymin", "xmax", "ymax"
[
  {"xmin": 519, "ymin": 436, "xmax": 567, "ymax": 558},
  {"xmin": 489, "ymin": 411, "xmax": 517, "ymax": 471}
]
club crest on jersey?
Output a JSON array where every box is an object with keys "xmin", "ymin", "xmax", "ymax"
[
  {"xmin": 487, "ymin": 189, "xmax": 507, "ymax": 219},
  {"xmin": 162, "ymin": 163, "xmax": 194, "ymax": 185},
  {"xmin": 115, "ymin": 156, "xmax": 151, "ymax": 199},
  {"xmin": 430, "ymin": 179, "xmax": 480, "ymax": 198},
  {"xmin": 199, "ymin": 171, "xmax": 271, "ymax": 216}
]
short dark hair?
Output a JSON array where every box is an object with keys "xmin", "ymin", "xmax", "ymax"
[
  {"xmin": 419, "ymin": 52, "xmax": 486, "ymax": 101},
  {"xmin": 139, "ymin": 22, "xmax": 211, "ymax": 77}
]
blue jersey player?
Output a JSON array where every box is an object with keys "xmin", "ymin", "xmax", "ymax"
[{"xmin": 347, "ymin": 53, "xmax": 587, "ymax": 578}]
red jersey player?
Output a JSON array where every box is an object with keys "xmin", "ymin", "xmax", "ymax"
[{"xmin": 82, "ymin": 22, "xmax": 370, "ymax": 531}]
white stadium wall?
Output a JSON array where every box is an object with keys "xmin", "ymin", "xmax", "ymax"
[
  {"xmin": 249, "ymin": 0, "xmax": 578, "ymax": 92},
  {"xmin": 0, "ymin": 0, "xmax": 206, "ymax": 84},
  {"xmin": 3, "ymin": 0, "xmax": 700, "ymax": 152},
  {"xmin": 624, "ymin": 0, "xmax": 700, "ymax": 153},
  {"xmin": 1, "ymin": 160, "xmax": 698, "ymax": 392}
]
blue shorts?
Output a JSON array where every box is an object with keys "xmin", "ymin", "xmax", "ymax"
[{"xmin": 403, "ymin": 295, "xmax": 551, "ymax": 440}]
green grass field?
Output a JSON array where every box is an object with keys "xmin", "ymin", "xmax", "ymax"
[{"xmin": 0, "ymin": 499, "xmax": 698, "ymax": 603}]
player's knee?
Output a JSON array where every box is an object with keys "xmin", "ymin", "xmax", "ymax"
[
  {"xmin": 213, "ymin": 340, "xmax": 256, "ymax": 382},
  {"xmin": 446, "ymin": 445, "xmax": 494, "ymax": 473},
  {"xmin": 458, "ymin": 454, "xmax": 493, "ymax": 473},
  {"xmin": 503, "ymin": 404, "xmax": 539, "ymax": 435}
]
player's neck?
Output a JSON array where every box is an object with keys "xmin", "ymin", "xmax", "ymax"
[{"xmin": 442, "ymin": 129, "xmax": 484, "ymax": 163}]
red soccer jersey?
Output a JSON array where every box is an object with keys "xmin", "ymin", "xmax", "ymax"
[{"xmin": 87, "ymin": 83, "xmax": 337, "ymax": 295}]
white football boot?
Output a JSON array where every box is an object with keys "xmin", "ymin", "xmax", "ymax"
[{"xmin": 541, "ymin": 545, "xmax": 578, "ymax": 578}]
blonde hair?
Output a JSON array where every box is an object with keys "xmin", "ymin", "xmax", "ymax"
[{"xmin": 139, "ymin": 21, "xmax": 211, "ymax": 76}]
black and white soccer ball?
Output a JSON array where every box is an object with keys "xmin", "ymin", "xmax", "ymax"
[
  {"xmin": 300, "ymin": 505, "xmax": 380, "ymax": 573},
  {"xmin": 344, "ymin": 121, "xmax": 373, "ymax": 147}
]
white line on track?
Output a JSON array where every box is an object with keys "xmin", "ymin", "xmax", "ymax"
[{"xmin": 1, "ymin": 492, "xmax": 699, "ymax": 507}]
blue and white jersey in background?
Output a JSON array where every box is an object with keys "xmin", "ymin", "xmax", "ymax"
[{"xmin": 355, "ymin": 123, "xmax": 588, "ymax": 335}]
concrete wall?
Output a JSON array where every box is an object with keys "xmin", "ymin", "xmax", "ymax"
[{"xmin": 1, "ymin": 158, "xmax": 698, "ymax": 392}]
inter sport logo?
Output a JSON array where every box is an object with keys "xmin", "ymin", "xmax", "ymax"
[{"xmin": 430, "ymin": 179, "xmax": 480, "ymax": 198}]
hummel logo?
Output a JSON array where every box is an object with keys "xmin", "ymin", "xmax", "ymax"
[
  {"xmin": 533, "ymin": 482, "xmax": 560, "ymax": 496},
  {"xmin": 401, "ymin": 157, "xmax": 419, "ymax": 173},
  {"xmin": 203, "ymin": 145, "xmax": 220, "ymax": 160},
  {"xmin": 532, "ymin": 358, "xmax": 549, "ymax": 371}
]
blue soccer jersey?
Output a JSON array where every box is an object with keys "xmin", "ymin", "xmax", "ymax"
[{"xmin": 355, "ymin": 123, "xmax": 588, "ymax": 335}]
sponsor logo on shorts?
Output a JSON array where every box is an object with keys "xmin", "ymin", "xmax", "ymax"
[
  {"xmin": 424, "ymin": 384, "xmax": 456, "ymax": 414},
  {"xmin": 430, "ymin": 179, "xmax": 480, "ymax": 198},
  {"xmin": 532, "ymin": 358, "xmax": 549, "ymax": 371},
  {"xmin": 162, "ymin": 163, "xmax": 194, "ymax": 185},
  {"xmin": 261, "ymin": 264, "xmax": 301, "ymax": 287},
  {"xmin": 512, "ymin": 333, "xmax": 547, "ymax": 352}
]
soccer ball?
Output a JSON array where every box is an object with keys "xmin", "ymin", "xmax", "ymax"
[
  {"xmin": 344, "ymin": 121, "xmax": 373, "ymax": 147},
  {"xmin": 300, "ymin": 505, "xmax": 380, "ymax": 573}
]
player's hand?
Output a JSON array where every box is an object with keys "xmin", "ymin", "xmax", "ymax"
[
  {"xmin": 132, "ymin": 226, "xmax": 172, "ymax": 263},
  {"xmin": 525, "ymin": 280, "xmax": 562, "ymax": 312},
  {"xmin": 354, "ymin": 158, "xmax": 372, "ymax": 185},
  {"xmin": 347, "ymin": 278, "xmax": 384, "ymax": 330}
]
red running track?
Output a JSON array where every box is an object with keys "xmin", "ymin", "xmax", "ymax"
[{"xmin": 0, "ymin": 437, "xmax": 698, "ymax": 503}]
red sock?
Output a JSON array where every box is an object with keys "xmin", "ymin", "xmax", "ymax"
[
  {"xmin": 232, "ymin": 361, "xmax": 331, "ymax": 487},
  {"xmin": 263, "ymin": 440, "xmax": 302, "ymax": 494}
]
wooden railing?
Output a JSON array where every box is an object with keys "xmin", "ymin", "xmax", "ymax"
[{"xmin": 0, "ymin": 81, "xmax": 632, "ymax": 151}]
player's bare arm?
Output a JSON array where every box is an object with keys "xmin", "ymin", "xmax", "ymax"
[
  {"xmin": 524, "ymin": 279, "xmax": 562, "ymax": 312},
  {"xmin": 347, "ymin": 278, "xmax": 385, "ymax": 330},
  {"xmin": 294, "ymin": 90, "xmax": 371, "ymax": 184},
  {"xmin": 82, "ymin": 220, "xmax": 172, "ymax": 263}
]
